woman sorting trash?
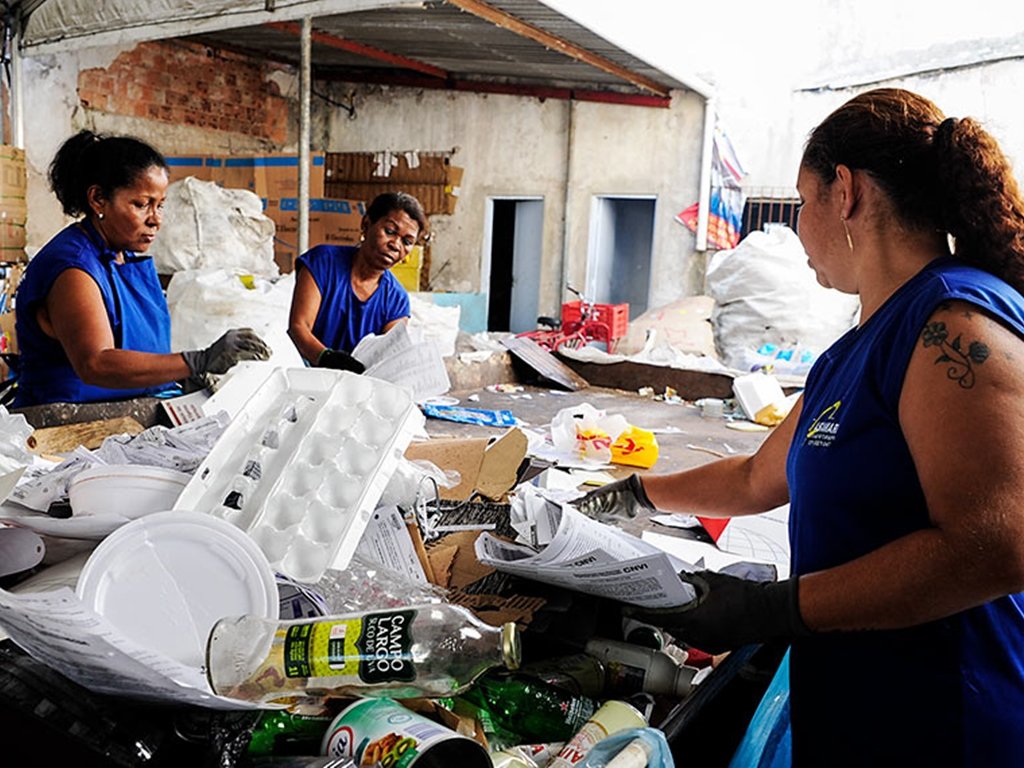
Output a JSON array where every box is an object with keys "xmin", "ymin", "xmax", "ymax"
[
  {"xmin": 13, "ymin": 131, "xmax": 270, "ymax": 408},
  {"xmin": 578, "ymin": 88, "xmax": 1024, "ymax": 767},
  {"xmin": 288, "ymin": 191, "xmax": 427, "ymax": 373}
]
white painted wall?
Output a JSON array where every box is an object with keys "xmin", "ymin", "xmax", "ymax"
[{"xmin": 323, "ymin": 83, "xmax": 706, "ymax": 313}]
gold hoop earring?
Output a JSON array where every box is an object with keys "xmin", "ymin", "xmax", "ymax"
[{"xmin": 841, "ymin": 217, "xmax": 854, "ymax": 251}]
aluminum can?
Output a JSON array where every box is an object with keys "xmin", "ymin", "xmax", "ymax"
[{"xmin": 321, "ymin": 697, "xmax": 490, "ymax": 768}]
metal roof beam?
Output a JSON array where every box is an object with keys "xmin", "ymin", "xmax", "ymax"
[
  {"xmin": 443, "ymin": 0, "xmax": 670, "ymax": 97},
  {"xmin": 265, "ymin": 20, "xmax": 451, "ymax": 79},
  {"xmin": 318, "ymin": 70, "xmax": 671, "ymax": 107}
]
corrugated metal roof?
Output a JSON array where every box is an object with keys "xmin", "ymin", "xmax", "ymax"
[{"xmin": 16, "ymin": 0, "xmax": 706, "ymax": 103}]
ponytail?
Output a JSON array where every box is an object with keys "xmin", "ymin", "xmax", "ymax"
[{"xmin": 48, "ymin": 130, "xmax": 167, "ymax": 218}]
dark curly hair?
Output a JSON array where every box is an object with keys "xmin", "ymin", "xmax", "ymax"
[
  {"xmin": 48, "ymin": 130, "xmax": 167, "ymax": 218},
  {"xmin": 802, "ymin": 88, "xmax": 1024, "ymax": 293}
]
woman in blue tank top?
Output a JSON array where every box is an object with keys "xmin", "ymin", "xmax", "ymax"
[
  {"xmin": 14, "ymin": 131, "xmax": 270, "ymax": 407},
  {"xmin": 287, "ymin": 191, "xmax": 426, "ymax": 374},
  {"xmin": 578, "ymin": 89, "xmax": 1024, "ymax": 766}
]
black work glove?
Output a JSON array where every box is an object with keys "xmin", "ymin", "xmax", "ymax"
[
  {"xmin": 624, "ymin": 570, "xmax": 811, "ymax": 654},
  {"xmin": 574, "ymin": 473, "xmax": 656, "ymax": 522},
  {"xmin": 315, "ymin": 348, "xmax": 366, "ymax": 374},
  {"xmin": 181, "ymin": 328, "xmax": 272, "ymax": 375}
]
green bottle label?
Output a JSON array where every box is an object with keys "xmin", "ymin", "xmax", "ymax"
[{"xmin": 282, "ymin": 609, "xmax": 417, "ymax": 683}]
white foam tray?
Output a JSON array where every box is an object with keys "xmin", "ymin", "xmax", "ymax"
[{"xmin": 174, "ymin": 366, "xmax": 423, "ymax": 583}]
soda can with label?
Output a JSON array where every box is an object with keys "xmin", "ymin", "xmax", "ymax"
[{"xmin": 321, "ymin": 697, "xmax": 491, "ymax": 768}]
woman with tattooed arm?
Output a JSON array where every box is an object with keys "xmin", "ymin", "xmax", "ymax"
[{"xmin": 579, "ymin": 89, "xmax": 1024, "ymax": 766}]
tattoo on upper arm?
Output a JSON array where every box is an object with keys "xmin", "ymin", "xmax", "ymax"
[{"xmin": 921, "ymin": 321, "xmax": 990, "ymax": 388}]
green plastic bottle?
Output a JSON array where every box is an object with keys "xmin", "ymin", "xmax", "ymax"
[{"xmin": 459, "ymin": 670, "xmax": 599, "ymax": 743}]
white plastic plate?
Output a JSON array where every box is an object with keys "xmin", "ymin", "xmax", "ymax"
[{"xmin": 75, "ymin": 510, "xmax": 278, "ymax": 669}]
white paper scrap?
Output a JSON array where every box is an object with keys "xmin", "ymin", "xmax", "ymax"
[
  {"xmin": 355, "ymin": 505, "xmax": 427, "ymax": 584},
  {"xmin": 0, "ymin": 587, "xmax": 261, "ymax": 709}
]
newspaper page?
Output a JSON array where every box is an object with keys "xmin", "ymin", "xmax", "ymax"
[
  {"xmin": 0, "ymin": 587, "xmax": 261, "ymax": 709},
  {"xmin": 474, "ymin": 493, "xmax": 697, "ymax": 608}
]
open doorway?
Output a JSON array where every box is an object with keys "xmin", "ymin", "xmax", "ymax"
[
  {"xmin": 484, "ymin": 197, "xmax": 544, "ymax": 332},
  {"xmin": 586, "ymin": 196, "xmax": 656, "ymax": 319}
]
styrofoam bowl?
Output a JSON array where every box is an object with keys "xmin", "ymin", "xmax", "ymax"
[{"xmin": 68, "ymin": 464, "xmax": 192, "ymax": 519}]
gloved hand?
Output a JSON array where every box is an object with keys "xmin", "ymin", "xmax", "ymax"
[
  {"xmin": 624, "ymin": 570, "xmax": 811, "ymax": 654},
  {"xmin": 181, "ymin": 328, "xmax": 272, "ymax": 376},
  {"xmin": 315, "ymin": 348, "xmax": 366, "ymax": 374},
  {"xmin": 574, "ymin": 473, "xmax": 656, "ymax": 522}
]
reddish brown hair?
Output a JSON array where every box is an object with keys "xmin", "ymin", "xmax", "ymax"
[{"xmin": 802, "ymin": 88, "xmax": 1024, "ymax": 293}]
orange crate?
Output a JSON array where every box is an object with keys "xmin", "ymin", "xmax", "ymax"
[{"xmin": 561, "ymin": 301, "xmax": 629, "ymax": 341}]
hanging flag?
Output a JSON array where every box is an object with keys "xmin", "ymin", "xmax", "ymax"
[{"xmin": 676, "ymin": 126, "xmax": 748, "ymax": 250}]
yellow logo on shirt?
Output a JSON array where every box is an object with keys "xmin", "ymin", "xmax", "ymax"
[{"xmin": 806, "ymin": 400, "xmax": 842, "ymax": 447}]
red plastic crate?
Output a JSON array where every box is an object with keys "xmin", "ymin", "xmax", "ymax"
[{"xmin": 560, "ymin": 301, "xmax": 629, "ymax": 341}]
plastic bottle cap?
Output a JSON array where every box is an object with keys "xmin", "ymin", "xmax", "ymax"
[{"xmin": 501, "ymin": 622, "xmax": 522, "ymax": 670}]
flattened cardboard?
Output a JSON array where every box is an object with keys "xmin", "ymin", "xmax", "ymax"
[{"xmin": 403, "ymin": 428, "xmax": 527, "ymax": 501}]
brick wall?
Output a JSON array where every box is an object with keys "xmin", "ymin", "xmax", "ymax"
[{"xmin": 77, "ymin": 40, "xmax": 290, "ymax": 143}]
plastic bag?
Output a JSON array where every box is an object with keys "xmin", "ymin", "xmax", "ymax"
[
  {"xmin": 166, "ymin": 268, "xmax": 303, "ymax": 369},
  {"xmin": 581, "ymin": 727, "xmax": 675, "ymax": 768},
  {"xmin": 728, "ymin": 649, "xmax": 791, "ymax": 768},
  {"xmin": 707, "ymin": 226, "xmax": 859, "ymax": 370},
  {"xmin": 551, "ymin": 404, "xmax": 659, "ymax": 468},
  {"xmin": 148, "ymin": 177, "xmax": 278, "ymax": 276}
]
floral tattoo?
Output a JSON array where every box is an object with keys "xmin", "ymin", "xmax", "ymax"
[{"xmin": 920, "ymin": 321, "xmax": 989, "ymax": 388}]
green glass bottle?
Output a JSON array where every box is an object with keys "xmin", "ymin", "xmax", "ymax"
[
  {"xmin": 247, "ymin": 710, "xmax": 336, "ymax": 756},
  {"xmin": 459, "ymin": 670, "xmax": 599, "ymax": 743}
]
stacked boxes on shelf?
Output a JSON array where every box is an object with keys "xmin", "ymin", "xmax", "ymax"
[
  {"xmin": 324, "ymin": 151, "xmax": 462, "ymax": 216},
  {"xmin": 0, "ymin": 146, "xmax": 27, "ymax": 262}
]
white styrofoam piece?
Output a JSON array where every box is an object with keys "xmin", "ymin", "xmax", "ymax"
[
  {"xmin": 175, "ymin": 366, "xmax": 424, "ymax": 582},
  {"xmin": 732, "ymin": 372, "xmax": 786, "ymax": 421}
]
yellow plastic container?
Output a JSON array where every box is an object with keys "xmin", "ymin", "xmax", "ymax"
[{"xmin": 610, "ymin": 425, "xmax": 659, "ymax": 469}]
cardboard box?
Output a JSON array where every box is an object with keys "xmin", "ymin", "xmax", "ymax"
[
  {"xmin": 0, "ymin": 146, "xmax": 26, "ymax": 200},
  {"xmin": 263, "ymin": 197, "xmax": 365, "ymax": 272},
  {"xmin": 322, "ymin": 152, "xmax": 463, "ymax": 216},
  {"xmin": 165, "ymin": 153, "xmax": 326, "ymax": 199},
  {"xmin": 404, "ymin": 428, "xmax": 528, "ymax": 501},
  {"xmin": 325, "ymin": 152, "xmax": 450, "ymax": 184}
]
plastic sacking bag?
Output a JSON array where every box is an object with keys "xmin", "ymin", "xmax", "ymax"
[
  {"xmin": 581, "ymin": 727, "xmax": 675, "ymax": 768},
  {"xmin": 148, "ymin": 177, "xmax": 278, "ymax": 276},
  {"xmin": 707, "ymin": 226, "xmax": 859, "ymax": 371},
  {"xmin": 166, "ymin": 268, "xmax": 303, "ymax": 369},
  {"xmin": 408, "ymin": 294, "xmax": 460, "ymax": 358},
  {"xmin": 728, "ymin": 648, "xmax": 792, "ymax": 768}
]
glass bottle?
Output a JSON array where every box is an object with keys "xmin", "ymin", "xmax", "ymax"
[
  {"xmin": 246, "ymin": 709, "xmax": 336, "ymax": 756},
  {"xmin": 206, "ymin": 603, "xmax": 520, "ymax": 705},
  {"xmin": 584, "ymin": 637, "xmax": 699, "ymax": 698},
  {"xmin": 459, "ymin": 669, "xmax": 599, "ymax": 743}
]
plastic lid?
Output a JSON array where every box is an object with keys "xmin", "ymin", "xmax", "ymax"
[
  {"xmin": 501, "ymin": 622, "xmax": 522, "ymax": 670},
  {"xmin": 76, "ymin": 510, "xmax": 278, "ymax": 669}
]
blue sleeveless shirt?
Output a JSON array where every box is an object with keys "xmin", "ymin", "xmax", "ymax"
[
  {"xmin": 13, "ymin": 220, "xmax": 177, "ymax": 407},
  {"xmin": 296, "ymin": 244, "xmax": 410, "ymax": 354},
  {"xmin": 785, "ymin": 258, "xmax": 1024, "ymax": 766}
]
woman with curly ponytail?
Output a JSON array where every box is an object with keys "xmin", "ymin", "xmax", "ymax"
[{"xmin": 577, "ymin": 88, "xmax": 1024, "ymax": 766}]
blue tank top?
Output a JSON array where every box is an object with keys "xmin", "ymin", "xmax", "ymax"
[
  {"xmin": 296, "ymin": 244, "xmax": 410, "ymax": 354},
  {"xmin": 785, "ymin": 258, "xmax": 1024, "ymax": 766},
  {"xmin": 13, "ymin": 220, "xmax": 177, "ymax": 407}
]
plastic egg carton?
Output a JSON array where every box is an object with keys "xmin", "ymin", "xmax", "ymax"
[{"xmin": 174, "ymin": 366, "xmax": 424, "ymax": 583}]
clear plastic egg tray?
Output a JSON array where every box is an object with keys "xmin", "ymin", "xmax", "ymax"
[{"xmin": 173, "ymin": 366, "xmax": 424, "ymax": 583}]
